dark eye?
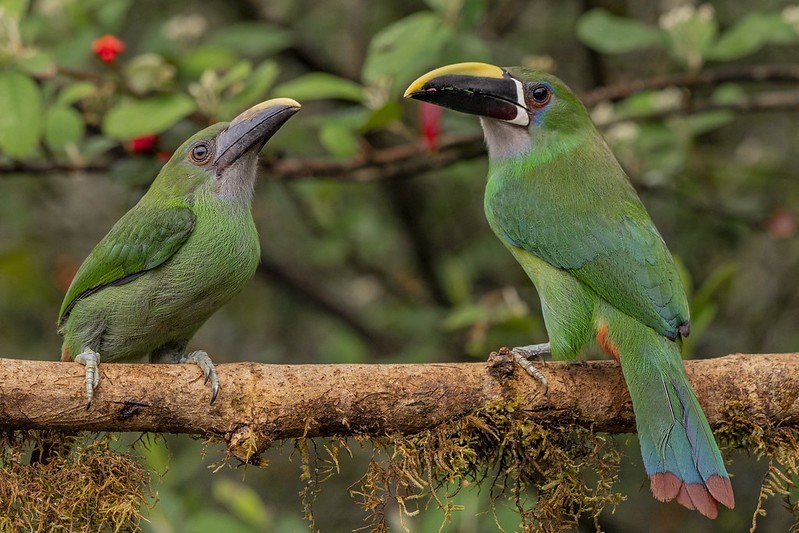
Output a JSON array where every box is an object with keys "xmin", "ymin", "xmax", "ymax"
[
  {"xmin": 531, "ymin": 85, "xmax": 550, "ymax": 104},
  {"xmin": 189, "ymin": 141, "xmax": 213, "ymax": 165}
]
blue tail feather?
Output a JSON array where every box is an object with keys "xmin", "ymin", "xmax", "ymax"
[{"xmin": 602, "ymin": 305, "xmax": 734, "ymax": 517}]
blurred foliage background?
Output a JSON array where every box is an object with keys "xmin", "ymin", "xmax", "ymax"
[{"xmin": 1, "ymin": 0, "xmax": 798, "ymax": 530}]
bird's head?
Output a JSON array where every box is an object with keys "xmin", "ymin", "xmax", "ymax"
[
  {"xmin": 404, "ymin": 63, "xmax": 591, "ymax": 159},
  {"xmin": 151, "ymin": 98, "xmax": 301, "ymax": 202}
]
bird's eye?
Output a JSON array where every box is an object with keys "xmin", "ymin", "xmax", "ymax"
[
  {"xmin": 530, "ymin": 85, "xmax": 551, "ymax": 104},
  {"xmin": 189, "ymin": 141, "xmax": 213, "ymax": 165}
]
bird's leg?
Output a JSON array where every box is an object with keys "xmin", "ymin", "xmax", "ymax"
[
  {"xmin": 511, "ymin": 342, "xmax": 550, "ymax": 391},
  {"xmin": 176, "ymin": 350, "xmax": 219, "ymax": 404},
  {"xmin": 74, "ymin": 349, "xmax": 101, "ymax": 409}
]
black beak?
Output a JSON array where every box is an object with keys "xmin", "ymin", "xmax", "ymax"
[
  {"xmin": 214, "ymin": 98, "xmax": 301, "ymax": 173},
  {"xmin": 404, "ymin": 62, "xmax": 529, "ymax": 126}
]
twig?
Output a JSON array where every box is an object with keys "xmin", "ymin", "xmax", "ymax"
[
  {"xmin": 4, "ymin": 66, "xmax": 799, "ymax": 180},
  {"xmin": 598, "ymin": 89, "xmax": 799, "ymax": 127},
  {"xmin": 582, "ymin": 64, "xmax": 799, "ymax": 106},
  {"xmin": 258, "ymin": 133, "xmax": 486, "ymax": 182}
]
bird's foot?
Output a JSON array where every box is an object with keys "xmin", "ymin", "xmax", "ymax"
[
  {"xmin": 178, "ymin": 350, "xmax": 219, "ymax": 404},
  {"xmin": 74, "ymin": 349, "xmax": 101, "ymax": 409},
  {"xmin": 511, "ymin": 342, "xmax": 550, "ymax": 392}
]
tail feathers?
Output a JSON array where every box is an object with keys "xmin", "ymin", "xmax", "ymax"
[
  {"xmin": 607, "ymin": 306, "xmax": 734, "ymax": 518},
  {"xmin": 638, "ymin": 373, "xmax": 734, "ymax": 518},
  {"xmin": 650, "ymin": 466, "xmax": 731, "ymax": 519}
]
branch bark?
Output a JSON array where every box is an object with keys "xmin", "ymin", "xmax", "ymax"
[{"xmin": 0, "ymin": 352, "xmax": 796, "ymax": 461}]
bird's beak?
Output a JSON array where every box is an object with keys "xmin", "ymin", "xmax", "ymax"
[
  {"xmin": 214, "ymin": 97, "xmax": 301, "ymax": 173},
  {"xmin": 404, "ymin": 62, "xmax": 529, "ymax": 127}
]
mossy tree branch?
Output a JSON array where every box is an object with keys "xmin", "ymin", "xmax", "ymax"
[{"xmin": 0, "ymin": 351, "xmax": 796, "ymax": 461}]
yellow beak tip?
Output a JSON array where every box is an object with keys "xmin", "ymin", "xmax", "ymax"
[{"xmin": 404, "ymin": 62, "xmax": 504, "ymax": 99}]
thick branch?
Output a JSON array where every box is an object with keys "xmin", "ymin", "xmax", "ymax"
[{"xmin": 0, "ymin": 352, "xmax": 796, "ymax": 460}]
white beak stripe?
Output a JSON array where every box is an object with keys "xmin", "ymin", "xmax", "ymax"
[{"xmin": 508, "ymin": 78, "xmax": 530, "ymax": 126}]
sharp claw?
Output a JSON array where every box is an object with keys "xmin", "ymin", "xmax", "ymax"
[
  {"xmin": 182, "ymin": 350, "xmax": 219, "ymax": 404},
  {"xmin": 75, "ymin": 350, "xmax": 101, "ymax": 409},
  {"xmin": 510, "ymin": 343, "xmax": 550, "ymax": 392}
]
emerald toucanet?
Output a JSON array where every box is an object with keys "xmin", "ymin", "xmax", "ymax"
[
  {"xmin": 58, "ymin": 98, "xmax": 301, "ymax": 407},
  {"xmin": 405, "ymin": 63, "xmax": 734, "ymax": 518}
]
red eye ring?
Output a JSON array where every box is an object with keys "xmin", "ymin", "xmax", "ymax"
[{"xmin": 531, "ymin": 85, "xmax": 550, "ymax": 103}]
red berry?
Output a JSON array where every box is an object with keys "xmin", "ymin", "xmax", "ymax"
[
  {"xmin": 92, "ymin": 35, "xmax": 125, "ymax": 63},
  {"xmin": 129, "ymin": 134, "xmax": 158, "ymax": 153}
]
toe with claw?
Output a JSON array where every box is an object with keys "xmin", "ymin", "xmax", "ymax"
[
  {"xmin": 178, "ymin": 350, "xmax": 219, "ymax": 404},
  {"xmin": 75, "ymin": 349, "xmax": 101, "ymax": 409},
  {"xmin": 510, "ymin": 342, "xmax": 550, "ymax": 392}
]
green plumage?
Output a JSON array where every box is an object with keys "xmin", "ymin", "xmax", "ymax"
[
  {"xmin": 59, "ymin": 188, "xmax": 259, "ymax": 363},
  {"xmin": 405, "ymin": 63, "xmax": 733, "ymax": 517},
  {"xmin": 57, "ymin": 98, "xmax": 301, "ymax": 405},
  {"xmin": 58, "ymin": 202, "xmax": 196, "ymax": 324},
  {"xmin": 484, "ymin": 80, "xmax": 688, "ymax": 343}
]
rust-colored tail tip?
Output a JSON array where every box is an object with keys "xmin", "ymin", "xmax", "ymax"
[
  {"xmin": 650, "ymin": 472, "xmax": 732, "ymax": 519},
  {"xmin": 650, "ymin": 471, "xmax": 681, "ymax": 502},
  {"xmin": 685, "ymin": 482, "xmax": 719, "ymax": 519},
  {"xmin": 707, "ymin": 474, "xmax": 735, "ymax": 510}
]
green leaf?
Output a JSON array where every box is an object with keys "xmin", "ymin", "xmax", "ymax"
[
  {"xmin": 218, "ymin": 61, "xmax": 280, "ymax": 120},
  {"xmin": 577, "ymin": 9, "xmax": 665, "ymax": 54},
  {"xmin": 362, "ymin": 102, "xmax": 402, "ymax": 131},
  {"xmin": 212, "ymin": 479, "xmax": 270, "ymax": 527},
  {"xmin": 273, "ymin": 73, "xmax": 364, "ymax": 102},
  {"xmin": 178, "ymin": 45, "xmax": 239, "ymax": 78},
  {"xmin": 441, "ymin": 31, "xmax": 492, "ymax": 65},
  {"xmin": 362, "ymin": 11, "xmax": 454, "ymax": 94},
  {"xmin": 711, "ymin": 83, "xmax": 746, "ymax": 105},
  {"xmin": 706, "ymin": 12, "xmax": 799, "ymax": 61},
  {"xmin": 208, "ymin": 22, "xmax": 291, "ymax": 57},
  {"xmin": 217, "ymin": 60, "xmax": 252, "ymax": 91},
  {"xmin": 185, "ymin": 511, "xmax": 252, "ymax": 533},
  {"xmin": 319, "ymin": 120, "xmax": 359, "ymax": 158},
  {"xmin": 0, "ymin": 72, "xmax": 43, "ymax": 159},
  {"xmin": 15, "ymin": 49, "xmax": 56, "ymax": 77},
  {"xmin": 685, "ymin": 110, "xmax": 734, "ymax": 136},
  {"xmin": 102, "ymin": 94, "xmax": 196, "ymax": 140},
  {"xmin": 45, "ymin": 27, "xmax": 95, "ymax": 69},
  {"xmin": 44, "ymin": 106, "xmax": 85, "ymax": 151}
]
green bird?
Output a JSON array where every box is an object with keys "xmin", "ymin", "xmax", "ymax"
[
  {"xmin": 58, "ymin": 98, "xmax": 301, "ymax": 407},
  {"xmin": 405, "ymin": 63, "xmax": 734, "ymax": 518}
]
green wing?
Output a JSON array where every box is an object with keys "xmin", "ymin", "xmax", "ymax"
[
  {"xmin": 58, "ymin": 202, "xmax": 196, "ymax": 324},
  {"xmin": 500, "ymin": 204, "xmax": 688, "ymax": 338},
  {"xmin": 489, "ymin": 156, "xmax": 689, "ymax": 339}
]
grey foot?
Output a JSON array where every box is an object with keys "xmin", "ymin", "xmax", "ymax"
[
  {"xmin": 75, "ymin": 349, "xmax": 101, "ymax": 409},
  {"xmin": 511, "ymin": 342, "xmax": 550, "ymax": 391},
  {"xmin": 178, "ymin": 350, "xmax": 219, "ymax": 404}
]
